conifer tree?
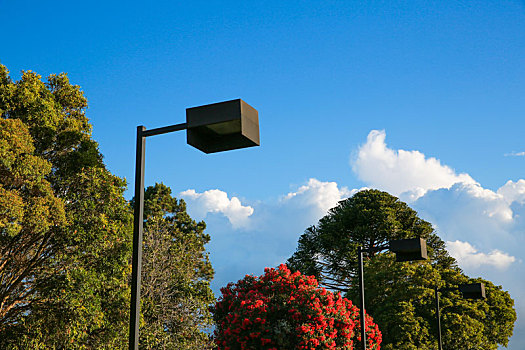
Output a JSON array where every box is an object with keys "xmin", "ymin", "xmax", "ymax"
[{"xmin": 288, "ymin": 189, "xmax": 516, "ymax": 349}]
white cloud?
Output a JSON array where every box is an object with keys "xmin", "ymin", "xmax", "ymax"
[
  {"xmin": 352, "ymin": 130, "xmax": 476, "ymax": 201},
  {"xmin": 447, "ymin": 240, "xmax": 516, "ymax": 270},
  {"xmin": 455, "ymin": 182, "xmax": 513, "ymax": 222},
  {"xmin": 504, "ymin": 151, "xmax": 525, "ymax": 157},
  {"xmin": 351, "ymin": 129, "xmax": 524, "ymax": 277},
  {"xmin": 180, "ymin": 189, "xmax": 254, "ymax": 229},
  {"xmin": 352, "ymin": 129, "xmax": 520, "ymax": 235},
  {"xmin": 180, "ymin": 179, "xmax": 356, "ymax": 232},
  {"xmin": 282, "ymin": 178, "xmax": 356, "ymax": 217},
  {"xmin": 498, "ymin": 180, "xmax": 525, "ymax": 205},
  {"xmin": 179, "ymin": 179, "xmax": 362, "ymax": 295}
]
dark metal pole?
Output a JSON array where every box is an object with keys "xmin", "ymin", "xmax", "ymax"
[
  {"xmin": 358, "ymin": 246, "xmax": 367, "ymax": 350},
  {"xmin": 127, "ymin": 122, "xmax": 187, "ymax": 349},
  {"xmin": 129, "ymin": 126, "xmax": 146, "ymax": 350},
  {"xmin": 435, "ymin": 287, "xmax": 443, "ymax": 350}
]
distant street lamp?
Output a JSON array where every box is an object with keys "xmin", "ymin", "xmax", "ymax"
[
  {"xmin": 434, "ymin": 282, "xmax": 486, "ymax": 350},
  {"xmin": 128, "ymin": 99, "xmax": 260, "ymax": 350},
  {"xmin": 357, "ymin": 238, "xmax": 428, "ymax": 350}
]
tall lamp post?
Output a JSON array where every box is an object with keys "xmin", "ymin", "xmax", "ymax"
[
  {"xmin": 128, "ymin": 99, "xmax": 260, "ymax": 350},
  {"xmin": 434, "ymin": 282, "xmax": 486, "ymax": 350},
  {"xmin": 357, "ymin": 238, "xmax": 428, "ymax": 350}
]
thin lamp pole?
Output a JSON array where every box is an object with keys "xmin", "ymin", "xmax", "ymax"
[
  {"xmin": 434, "ymin": 284, "xmax": 485, "ymax": 350},
  {"xmin": 355, "ymin": 239, "xmax": 426, "ymax": 350},
  {"xmin": 129, "ymin": 123, "xmax": 187, "ymax": 350},
  {"xmin": 129, "ymin": 126, "xmax": 145, "ymax": 350},
  {"xmin": 435, "ymin": 287, "xmax": 443, "ymax": 350},
  {"xmin": 358, "ymin": 246, "xmax": 367, "ymax": 350}
]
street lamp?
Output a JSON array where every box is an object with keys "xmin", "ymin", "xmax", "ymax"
[
  {"xmin": 128, "ymin": 99, "xmax": 260, "ymax": 350},
  {"xmin": 357, "ymin": 238, "xmax": 428, "ymax": 350},
  {"xmin": 434, "ymin": 282, "xmax": 486, "ymax": 350}
]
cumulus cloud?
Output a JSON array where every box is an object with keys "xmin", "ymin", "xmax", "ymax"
[
  {"xmin": 498, "ymin": 180, "xmax": 525, "ymax": 205},
  {"xmin": 179, "ymin": 178, "xmax": 355, "ymax": 233},
  {"xmin": 352, "ymin": 129, "xmax": 525, "ymax": 237},
  {"xmin": 179, "ymin": 179, "xmax": 361, "ymax": 293},
  {"xmin": 352, "ymin": 130, "xmax": 476, "ymax": 201},
  {"xmin": 447, "ymin": 240, "xmax": 516, "ymax": 270},
  {"xmin": 282, "ymin": 178, "xmax": 356, "ymax": 217},
  {"xmin": 352, "ymin": 129, "xmax": 523, "ymax": 273},
  {"xmin": 180, "ymin": 189, "xmax": 254, "ymax": 229},
  {"xmin": 454, "ymin": 182, "xmax": 513, "ymax": 222}
]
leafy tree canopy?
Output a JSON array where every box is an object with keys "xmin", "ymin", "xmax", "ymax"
[
  {"xmin": 140, "ymin": 183, "xmax": 215, "ymax": 349},
  {"xmin": 0, "ymin": 64, "xmax": 217, "ymax": 349},
  {"xmin": 287, "ymin": 189, "xmax": 516, "ymax": 349},
  {"xmin": 0, "ymin": 118, "xmax": 66, "ymax": 329},
  {"xmin": 0, "ymin": 63, "xmax": 132, "ymax": 349}
]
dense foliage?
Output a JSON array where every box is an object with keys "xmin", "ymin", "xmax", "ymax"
[
  {"xmin": 0, "ymin": 64, "xmax": 132, "ymax": 348},
  {"xmin": 140, "ymin": 183, "xmax": 215, "ymax": 349},
  {"xmin": 0, "ymin": 64, "xmax": 216, "ymax": 349},
  {"xmin": 0, "ymin": 118, "xmax": 66, "ymax": 328},
  {"xmin": 287, "ymin": 189, "xmax": 516, "ymax": 349},
  {"xmin": 287, "ymin": 189, "xmax": 448, "ymax": 291},
  {"xmin": 213, "ymin": 264, "xmax": 381, "ymax": 350}
]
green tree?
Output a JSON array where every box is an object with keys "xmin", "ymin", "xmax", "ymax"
[
  {"xmin": 139, "ymin": 183, "xmax": 215, "ymax": 349},
  {"xmin": 0, "ymin": 118, "xmax": 66, "ymax": 328},
  {"xmin": 0, "ymin": 64, "xmax": 218, "ymax": 349},
  {"xmin": 287, "ymin": 189, "xmax": 516, "ymax": 350},
  {"xmin": 0, "ymin": 64, "xmax": 132, "ymax": 349}
]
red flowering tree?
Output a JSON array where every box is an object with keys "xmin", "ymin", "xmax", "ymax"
[{"xmin": 213, "ymin": 264, "xmax": 381, "ymax": 349}]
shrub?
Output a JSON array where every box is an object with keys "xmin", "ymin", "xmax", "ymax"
[{"xmin": 213, "ymin": 264, "xmax": 381, "ymax": 349}]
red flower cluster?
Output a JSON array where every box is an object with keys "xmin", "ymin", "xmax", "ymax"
[{"xmin": 213, "ymin": 264, "xmax": 381, "ymax": 349}]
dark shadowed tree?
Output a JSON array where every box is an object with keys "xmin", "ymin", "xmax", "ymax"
[
  {"xmin": 287, "ymin": 189, "xmax": 516, "ymax": 349},
  {"xmin": 139, "ymin": 183, "xmax": 215, "ymax": 349}
]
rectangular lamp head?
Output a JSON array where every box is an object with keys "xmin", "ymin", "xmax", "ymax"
[
  {"xmin": 459, "ymin": 283, "xmax": 486, "ymax": 299},
  {"xmin": 389, "ymin": 238, "xmax": 428, "ymax": 262},
  {"xmin": 186, "ymin": 99, "xmax": 260, "ymax": 153}
]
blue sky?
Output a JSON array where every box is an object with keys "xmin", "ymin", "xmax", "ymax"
[{"xmin": 2, "ymin": 0, "xmax": 524, "ymax": 347}]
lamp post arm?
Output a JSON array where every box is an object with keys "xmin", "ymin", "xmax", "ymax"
[
  {"xmin": 360, "ymin": 244, "xmax": 389, "ymax": 254},
  {"xmin": 142, "ymin": 122, "xmax": 187, "ymax": 137}
]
